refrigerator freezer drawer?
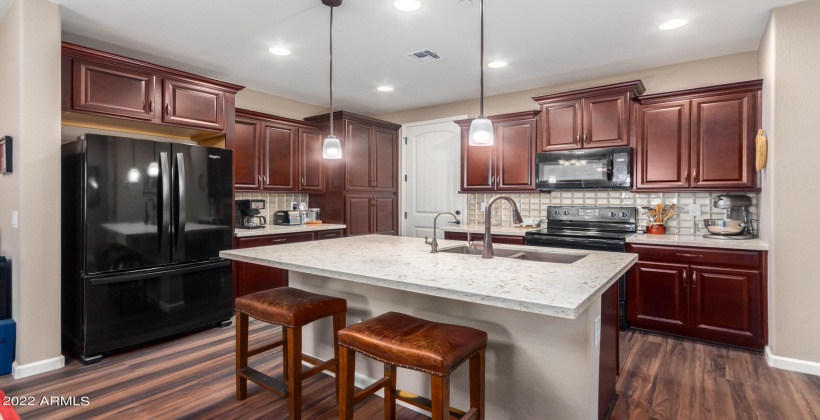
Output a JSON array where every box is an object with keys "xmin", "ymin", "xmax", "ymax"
[{"xmin": 82, "ymin": 260, "xmax": 232, "ymax": 358}]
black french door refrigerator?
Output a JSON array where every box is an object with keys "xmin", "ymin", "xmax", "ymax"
[{"xmin": 62, "ymin": 134, "xmax": 234, "ymax": 364}]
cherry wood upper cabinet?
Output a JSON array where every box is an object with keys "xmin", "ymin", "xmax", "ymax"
[
  {"xmin": 229, "ymin": 109, "xmax": 325, "ymax": 193},
  {"xmin": 457, "ymin": 111, "xmax": 539, "ymax": 192},
  {"xmin": 72, "ymin": 59, "xmax": 156, "ymax": 121},
  {"xmin": 62, "ymin": 43, "xmax": 242, "ymax": 132},
  {"xmin": 533, "ymin": 81, "xmax": 645, "ymax": 152},
  {"xmin": 635, "ymin": 80, "xmax": 762, "ymax": 192},
  {"xmin": 162, "ymin": 79, "xmax": 225, "ymax": 131}
]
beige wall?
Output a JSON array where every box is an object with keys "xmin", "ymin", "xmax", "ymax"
[
  {"xmin": 0, "ymin": 0, "xmax": 63, "ymax": 375},
  {"xmin": 375, "ymin": 52, "xmax": 760, "ymax": 125},
  {"xmin": 759, "ymin": 0, "xmax": 820, "ymax": 364},
  {"xmin": 235, "ymin": 89, "xmax": 327, "ymax": 120}
]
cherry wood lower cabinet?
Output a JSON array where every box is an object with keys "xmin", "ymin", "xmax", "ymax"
[
  {"xmin": 345, "ymin": 195, "xmax": 397, "ymax": 236},
  {"xmin": 627, "ymin": 244, "xmax": 767, "ymax": 349},
  {"xmin": 442, "ymin": 231, "xmax": 526, "ymax": 245},
  {"xmin": 232, "ymin": 230, "xmax": 344, "ymax": 298}
]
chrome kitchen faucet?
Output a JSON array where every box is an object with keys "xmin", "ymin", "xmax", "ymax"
[{"xmin": 425, "ymin": 212, "xmax": 460, "ymax": 253}]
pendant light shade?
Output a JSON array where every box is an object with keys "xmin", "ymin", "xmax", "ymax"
[
  {"xmin": 468, "ymin": 0, "xmax": 493, "ymax": 146},
  {"xmin": 322, "ymin": 0, "xmax": 343, "ymax": 159}
]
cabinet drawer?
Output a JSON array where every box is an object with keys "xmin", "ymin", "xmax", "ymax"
[
  {"xmin": 628, "ymin": 244, "xmax": 760, "ymax": 269},
  {"xmin": 237, "ymin": 232, "xmax": 314, "ymax": 248},
  {"xmin": 315, "ymin": 229, "xmax": 344, "ymax": 240}
]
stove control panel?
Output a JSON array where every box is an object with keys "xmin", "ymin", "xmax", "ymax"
[{"xmin": 547, "ymin": 206, "xmax": 636, "ymax": 223}]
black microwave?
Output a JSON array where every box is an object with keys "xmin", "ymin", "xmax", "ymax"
[{"xmin": 535, "ymin": 147, "xmax": 631, "ymax": 191}]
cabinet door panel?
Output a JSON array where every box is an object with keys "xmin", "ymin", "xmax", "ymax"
[
  {"xmin": 235, "ymin": 262, "xmax": 286, "ymax": 297},
  {"xmin": 691, "ymin": 93, "xmax": 756, "ymax": 189},
  {"xmin": 628, "ymin": 261, "xmax": 689, "ymax": 329},
  {"xmin": 584, "ymin": 93, "xmax": 629, "ymax": 148},
  {"xmin": 635, "ymin": 101, "xmax": 690, "ymax": 189},
  {"xmin": 162, "ymin": 79, "xmax": 225, "ymax": 130},
  {"xmin": 345, "ymin": 196, "xmax": 373, "ymax": 236},
  {"xmin": 72, "ymin": 59, "xmax": 156, "ymax": 121},
  {"xmin": 346, "ymin": 122, "xmax": 374, "ymax": 191},
  {"xmin": 496, "ymin": 119, "xmax": 536, "ymax": 191},
  {"xmin": 261, "ymin": 124, "xmax": 297, "ymax": 191},
  {"xmin": 690, "ymin": 266, "xmax": 761, "ymax": 340},
  {"xmin": 299, "ymin": 127, "xmax": 325, "ymax": 191},
  {"xmin": 373, "ymin": 128, "xmax": 397, "ymax": 192},
  {"xmin": 460, "ymin": 125, "xmax": 494, "ymax": 191},
  {"xmin": 231, "ymin": 118, "xmax": 261, "ymax": 190},
  {"xmin": 540, "ymin": 100, "xmax": 582, "ymax": 151},
  {"xmin": 374, "ymin": 196, "xmax": 397, "ymax": 235}
]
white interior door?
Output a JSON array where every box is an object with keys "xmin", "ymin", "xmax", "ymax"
[{"xmin": 402, "ymin": 118, "xmax": 464, "ymax": 239}]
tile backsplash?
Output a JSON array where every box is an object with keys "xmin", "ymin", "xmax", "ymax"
[
  {"xmin": 467, "ymin": 191, "xmax": 759, "ymax": 235},
  {"xmin": 235, "ymin": 192, "xmax": 310, "ymax": 221}
]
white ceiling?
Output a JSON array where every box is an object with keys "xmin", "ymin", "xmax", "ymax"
[{"xmin": 55, "ymin": 0, "xmax": 800, "ymax": 115}]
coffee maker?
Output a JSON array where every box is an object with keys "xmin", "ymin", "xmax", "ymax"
[
  {"xmin": 702, "ymin": 195, "xmax": 756, "ymax": 239},
  {"xmin": 235, "ymin": 199, "xmax": 266, "ymax": 229}
]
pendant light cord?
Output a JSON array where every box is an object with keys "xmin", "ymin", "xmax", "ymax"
[
  {"xmin": 329, "ymin": 6, "xmax": 334, "ymax": 136},
  {"xmin": 479, "ymin": 0, "xmax": 484, "ymax": 117}
]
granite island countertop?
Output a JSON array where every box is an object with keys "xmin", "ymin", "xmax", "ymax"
[
  {"xmin": 234, "ymin": 224, "xmax": 346, "ymax": 238},
  {"xmin": 627, "ymin": 233, "xmax": 769, "ymax": 251},
  {"xmin": 220, "ymin": 234, "xmax": 637, "ymax": 319}
]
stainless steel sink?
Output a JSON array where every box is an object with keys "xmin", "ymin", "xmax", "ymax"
[{"xmin": 439, "ymin": 245, "xmax": 586, "ymax": 264}]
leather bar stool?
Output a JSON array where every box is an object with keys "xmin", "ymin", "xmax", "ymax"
[
  {"xmin": 337, "ymin": 312, "xmax": 488, "ymax": 420},
  {"xmin": 235, "ymin": 287, "xmax": 346, "ymax": 420}
]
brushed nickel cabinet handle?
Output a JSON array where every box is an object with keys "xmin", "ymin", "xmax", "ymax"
[
  {"xmin": 324, "ymin": 233, "xmax": 338, "ymax": 237},
  {"xmin": 692, "ymin": 169, "xmax": 698, "ymax": 182},
  {"xmin": 683, "ymin": 269, "xmax": 688, "ymax": 288},
  {"xmin": 270, "ymin": 238, "xmax": 287, "ymax": 243},
  {"xmin": 676, "ymin": 253, "xmax": 702, "ymax": 258},
  {"xmin": 149, "ymin": 100, "xmax": 154, "ymax": 113},
  {"xmin": 301, "ymin": 176, "xmax": 305, "ymax": 187},
  {"xmin": 684, "ymin": 170, "xmax": 689, "ymax": 181},
  {"xmin": 583, "ymin": 133, "xmax": 589, "ymax": 144},
  {"xmin": 576, "ymin": 133, "xmax": 581, "ymax": 144},
  {"xmin": 165, "ymin": 103, "xmax": 170, "ymax": 116},
  {"xmin": 692, "ymin": 271, "xmax": 697, "ymax": 288}
]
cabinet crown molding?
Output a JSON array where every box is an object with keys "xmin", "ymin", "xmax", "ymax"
[
  {"xmin": 637, "ymin": 79, "xmax": 763, "ymax": 105},
  {"xmin": 235, "ymin": 108, "xmax": 326, "ymax": 129},
  {"xmin": 304, "ymin": 111, "xmax": 401, "ymax": 130},
  {"xmin": 62, "ymin": 42, "xmax": 244, "ymax": 93},
  {"xmin": 455, "ymin": 110, "xmax": 540, "ymax": 127},
  {"xmin": 532, "ymin": 80, "xmax": 645, "ymax": 104}
]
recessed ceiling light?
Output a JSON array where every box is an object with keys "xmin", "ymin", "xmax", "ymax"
[
  {"xmin": 377, "ymin": 86, "xmax": 394, "ymax": 92},
  {"xmin": 268, "ymin": 47, "xmax": 291, "ymax": 56},
  {"xmin": 487, "ymin": 61, "xmax": 507, "ymax": 68},
  {"xmin": 658, "ymin": 19, "xmax": 689, "ymax": 31},
  {"xmin": 394, "ymin": 0, "xmax": 421, "ymax": 12}
]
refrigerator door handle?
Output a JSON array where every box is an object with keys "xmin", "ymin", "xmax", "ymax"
[
  {"xmin": 159, "ymin": 152, "xmax": 171, "ymax": 250},
  {"xmin": 175, "ymin": 153, "xmax": 186, "ymax": 252}
]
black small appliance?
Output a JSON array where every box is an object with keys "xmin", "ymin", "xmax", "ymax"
[
  {"xmin": 273, "ymin": 210, "xmax": 301, "ymax": 225},
  {"xmin": 235, "ymin": 199, "xmax": 266, "ymax": 229},
  {"xmin": 535, "ymin": 147, "xmax": 631, "ymax": 191}
]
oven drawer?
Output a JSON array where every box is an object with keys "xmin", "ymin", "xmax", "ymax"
[{"xmin": 627, "ymin": 244, "xmax": 760, "ymax": 269}]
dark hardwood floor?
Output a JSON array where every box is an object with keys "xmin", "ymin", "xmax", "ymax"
[{"xmin": 1, "ymin": 323, "xmax": 818, "ymax": 419}]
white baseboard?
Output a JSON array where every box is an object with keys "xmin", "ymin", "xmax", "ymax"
[
  {"xmin": 765, "ymin": 346, "xmax": 820, "ymax": 376},
  {"xmin": 12, "ymin": 355, "xmax": 65, "ymax": 379}
]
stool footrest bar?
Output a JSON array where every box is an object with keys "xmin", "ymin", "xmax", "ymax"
[
  {"xmin": 237, "ymin": 367, "xmax": 289, "ymax": 397},
  {"xmin": 248, "ymin": 338, "xmax": 285, "ymax": 357},
  {"xmin": 353, "ymin": 377, "xmax": 390, "ymax": 405},
  {"xmin": 395, "ymin": 389, "xmax": 468, "ymax": 418}
]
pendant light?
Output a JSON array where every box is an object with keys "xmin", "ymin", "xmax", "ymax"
[
  {"xmin": 322, "ymin": 0, "xmax": 343, "ymax": 159},
  {"xmin": 468, "ymin": 0, "xmax": 494, "ymax": 146}
]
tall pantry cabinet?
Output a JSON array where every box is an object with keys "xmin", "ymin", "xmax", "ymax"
[{"xmin": 305, "ymin": 112, "xmax": 400, "ymax": 236}]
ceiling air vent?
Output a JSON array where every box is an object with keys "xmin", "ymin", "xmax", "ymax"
[{"xmin": 406, "ymin": 49, "xmax": 443, "ymax": 64}]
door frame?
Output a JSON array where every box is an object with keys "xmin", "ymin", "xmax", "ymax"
[{"xmin": 399, "ymin": 115, "xmax": 468, "ymax": 236}]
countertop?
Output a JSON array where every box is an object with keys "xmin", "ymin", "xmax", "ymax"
[
  {"xmin": 234, "ymin": 224, "xmax": 347, "ymax": 238},
  {"xmin": 440, "ymin": 224, "xmax": 542, "ymax": 237},
  {"xmin": 627, "ymin": 233, "xmax": 769, "ymax": 251},
  {"xmin": 220, "ymin": 235, "xmax": 637, "ymax": 319}
]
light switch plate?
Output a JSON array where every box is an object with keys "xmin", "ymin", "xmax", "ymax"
[
  {"xmin": 688, "ymin": 204, "xmax": 701, "ymax": 216},
  {"xmin": 11, "ymin": 211, "xmax": 18, "ymax": 229}
]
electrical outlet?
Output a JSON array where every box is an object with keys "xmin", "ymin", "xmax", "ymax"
[
  {"xmin": 688, "ymin": 204, "xmax": 701, "ymax": 216},
  {"xmin": 480, "ymin": 202, "xmax": 487, "ymax": 212},
  {"xmin": 290, "ymin": 201, "xmax": 298, "ymax": 210},
  {"xmin": 11, "ymin": 211, "xmax": 18, "ymax": 229},
  {"xmin": 594, "ymin": 316, "xmax": 601, "ymax": 348}
]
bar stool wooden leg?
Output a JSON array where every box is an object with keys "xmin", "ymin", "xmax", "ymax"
[
  {"xmin": 470, "ymin": 349, "xmax": 486, "ymax": 419},
  {"xmin": 338, "ymin": 346, "xmax": 355, "ymax": 420},
  {"xmin": 281, "ymin": 326, "xmax": 289, "ymax": 382},
  {"xmin": 384, "ymin": 363, "xmax": 397, "ymax": 420},
  {"xmin": 430, "ymin": 375, "xmax": 450, "ymax": 420},
  {"xmin": 332, "ymin": 313, "xmax": 345, "ymax": 401},
  {"xmin": 287, "ymin": 326, "xmax": 302, "ymax": 420},
  {"xmin": 235, "ymin": 311, "xmax": 248, "ymax": 400}
]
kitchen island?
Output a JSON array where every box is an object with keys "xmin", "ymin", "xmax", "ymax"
[{"xmin": 220, "ymin": 235, "xmax": 637, "ymax": 419}]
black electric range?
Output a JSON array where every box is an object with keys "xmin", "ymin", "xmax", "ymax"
[{"xmin": 525, "ymin": 206, "xmax": 636, "ymax": 329}]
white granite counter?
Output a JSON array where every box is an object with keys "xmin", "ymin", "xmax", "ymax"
[
  {"xmin": 627, "ymin": 233, "xmax": 769, "ymax": 251},
  {"xmin": 220, "ymin": 234, "xmax": 636, "ymax": 319},
  {"xmin": 234, "ymin": 224, "xmax": 346, "ymax": 238},
  {"xmin": 440, "ymin": 224, "xmax": 542, "ymax": 237}
]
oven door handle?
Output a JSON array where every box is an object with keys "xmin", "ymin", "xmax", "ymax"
[{"xmin": 525, "ymin": 236, "xmax": 625, "ymax": 251}]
